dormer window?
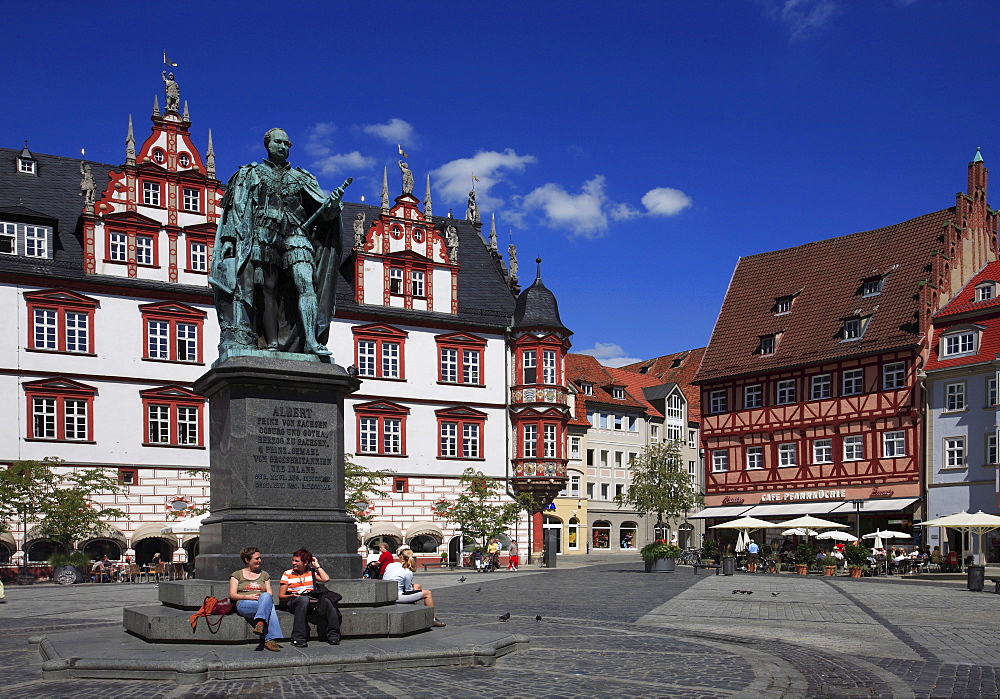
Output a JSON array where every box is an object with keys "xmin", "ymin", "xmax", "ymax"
[
  {"xmin": 862, "ymin": 276, "xmax": 885, "ymax": 297},
  {"xmin": 670, "ymin": 357, "xmax": 683, "ymax": 368},
  {"xmin": 759, "ymin": 333, "xmax": 778, "ymax": 355},
  {"xmin": 774, "ymin": 296, "xmax": 793, "ymax": 314},
  {"xmin": 579, "ymin": 382, "xmax": 593, "ymax": 396},
  {"xmin": 941, "ymin": 328, "xmax": 979, "ymax": 358},
  {"xmin": 612, "ymin": 387, "xmax": 625, "ymax": 400},
  {"xmin": 18, "ymin": 158, "xmax": 36, "ymax": 174},
  {"xmin": 841, "ymin": 316, "xmax": 869, "ymax": 341},
  {"xmin": 975, "ymin": 282, "xmax": 995, "ymax": 302}
]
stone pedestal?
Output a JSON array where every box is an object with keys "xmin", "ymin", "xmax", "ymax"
[{"xmin": 192, "ymin": 355, "xmax": 361, "ymax": 581}]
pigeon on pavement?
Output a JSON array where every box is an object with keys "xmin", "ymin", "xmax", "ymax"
[
  {"xmin": 499, "ymin": 612, "xmax": 511, "ymax": 622},
  {"xmin": 475, "ymin": 586, "xmax": 482, "ymax": 592},
  {"xmin": 771, "ymin": 592, "xmax": 780, "ymax": 597},
  {"xmin": 458, "ymin": 575, "xmax": 467, "ymax": 583},
  {"xmin": 535, "ymin": 614, "xmax": 542, "ymax": 622}
]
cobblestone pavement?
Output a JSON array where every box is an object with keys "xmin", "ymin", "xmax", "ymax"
[{"xmin": 1, "ymin": 557, "xmax": 999, "ymax": 697}]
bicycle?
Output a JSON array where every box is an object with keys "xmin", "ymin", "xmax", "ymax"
[{"xmin": 678, "ymin": 548, "xmax": 703, "ymax": 566}]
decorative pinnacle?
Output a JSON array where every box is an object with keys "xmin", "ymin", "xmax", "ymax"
[
  {"xmin": 973, "ymin": 147, "xmax": 984, "ymax": 163},
  {"xmin": 152, "ymin": 95, "xmax": 160, "ymax": 117},
  {"xmin": 380, "ymin": 167, "xmax": 389, "ymax": 211},
  {"xmin": 206, "ymin": 128, "xmax": 216, "ymax": 178},
  {"xmin": 489, "ymin": 212, "xmax": 498, "ymax": 250},
  {"xmin": 424, "ymin": 175, "xmax": 432, "ymax": 218},
  {"xmin": 126, "ymin": 115, "xmax": 136, "ymax": 166},
  {"xmin": 182, "ymin": 100, "xmax": 190, "ymax": 121},
  {"xmin": 535, "ymin": 257, "xmax": 543, "ymax": 280}
]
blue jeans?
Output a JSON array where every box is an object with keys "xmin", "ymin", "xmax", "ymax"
[{"xmin": 236, "ymin": 592, "xmax": 282, "ymax": 642}]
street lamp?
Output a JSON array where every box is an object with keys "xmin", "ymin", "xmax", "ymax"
[{"xmin": 849, "ymin": 499, "xmax": 864, "ymax": 541}]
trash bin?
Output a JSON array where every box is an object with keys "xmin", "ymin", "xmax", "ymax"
[
  {"xmin": 967, "ymin": 564, "xmax": 985, "ymax": 592},
  {"xmin": 723, "ymin": 556, "xmax": 736, "ymax": 576}
]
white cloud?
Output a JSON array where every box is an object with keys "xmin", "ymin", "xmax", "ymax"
[
  {"xmin": 304, "ymin": 122, "xmax": 337, "ymax": 158},
  {"xmin": 521, "ymin": 175, "xmax": 611, "ymax": 238},
  {"xmin": 313, "ymin": 151, "xmax": 376, "ymax": 176},
  {"xmin": 362, "ymin": 118, "xmax": 417, "ymax": 147},
  {"xmin": 641, "ymin": 187, "xmax": 692, "ymax": 217},
  {"xmin": 610, "ymin": 202, "xmax": 641, "ymax": 221},
  {"xmin": 430, "ymin": 149, "xmax": 536, "ymax": 211},
  {"xmin": 757, "ymin": 0, "xmax": 840, "ymax": 40},
  {"xmin": 578, "ymin": 343, "xmax": 642, "ymax": 368}
]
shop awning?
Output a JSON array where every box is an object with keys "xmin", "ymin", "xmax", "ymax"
[
  {"xmin": 689, "ymin": 505, "xmax": 752, "ymax": 520},
  {"xmin": 743, "ymin": 502, "xmax": 842, "ymax": 517},
  {"xmin": 829, "ymin": 498, "xmax": 918, "ymax": 514}
]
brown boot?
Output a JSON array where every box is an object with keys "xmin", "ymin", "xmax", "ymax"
[
  {"xmin": 264, "ymin": 640, "xmax": 281, "ymax": 652},
  {"xmin": 253, "ymin": 620, "xmax": 265, "ymax": 634}
]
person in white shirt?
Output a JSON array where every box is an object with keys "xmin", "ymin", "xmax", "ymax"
[{"xmin": 382, "ymin": 549, "xmax": 445, "ymax": 627}]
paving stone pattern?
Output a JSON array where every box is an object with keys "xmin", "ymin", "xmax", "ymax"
[{"xmin": 2, "ymin": 558, "xmax": 1000, "ymax": 696}]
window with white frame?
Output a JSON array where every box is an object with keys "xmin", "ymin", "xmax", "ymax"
[
  {"xmin": 543, "ymin": 350, "xmax": 557, "ymax": 385},
  {"xmin": 354, "ymin": 325, "xmax": 407, "ymax": 380},
  {"xmin": 614, "ymin": 414, "xmax": 624, "ymax": 430},
  {"xmin": 140, "ymin": 303, "xmax": 205, "ymax": 363},
  {"xmin": 136, "ymin": 235, "xmax": 154, "ymax": 266},
  {"xmin": 522, "ymin": 350, "xmax": 536, "ymax": 384},
  {"xmin": 942, "ymin": 330, "xmax": 977, "ymax": 357},
  {"xmin": 570, "ymin": 436, "xmax": 581, "ymax": 459},
  {"xmin": 570, "ymin": 473, "xmax": 581, "ymax": 497},
  {"xmin": 356, "ymin": 402, "xmax": 408, "ymax": 456},
  {"xmin": 388, "ymin": 267, "xmax": 403, "ymax": 294},
  {"xmin": 410, "ymin": 270, "xmax": 425, "ymax": 297},
  {"xmin": 776, "ymin": 379, "xmax": 795, "ymax": 404},
  {"xmin": 709, "ymin": 390, "xmax": 726, "ymax": 413},
  {"xmin": 25, "ymin": 379, "xmax": 97, "ymax": 442},
  {"xmin": 629, "ymin": 416, "xmax": 638, "ymax": 431},
  {"xmin": 666, "ymin": 394, "xmax": 683, "ymax": 418},
  {"xmin": 813, "ymin": 438, "xmax": 833, "ymax": 464},
  {"xmin": 580, "ymin": 382, "xmax": 593, "ymax": 395},
  {"xmin": 688, "ymin": 460, "xmax": 697, "ymax": 475},
  {"xmin": 18, "ymin": 157, "xmax": 36, "ymax": 174},
  {"xmin": 744, "ymin": 384, "xmax": 762, "ymax": 408},
  {"xmin": 945, "ymin": 382, "xmax": 967, "ymax": 412},
  {"xmin": 650, "ymin": 425, "xmax": 659, "ymax": 442},
  {"xmin": 746, "ymin": 446, "xmax": 763, "ymax": 470},
  {"xmin": 189, "ymin": 241, "xmax": 207, "ymax": 272},
  {"xmin": 0, "ymin": 222, "xmax": 14, "ymax": 254},
  {"xmin": 844, "ymin": 435, "xmax": 864, "ymax": 461},
  {"xmin": 775, "ymin": 296, "xmax": 792, "ymax": 314},
  {"xmin": 25, "ymin": 290, "xmax": 97, "ymax": 355},
  {"xmin": 611, "ymin": 386, "xmax": 624, "ymax": 400},
  {"xmin": 109, "ymin": 231, "xmax": 127, "ymax": 262},
  {"xmin": 882, "ymin": 430, "xmax": 905, "ymax": 457},
  {"xmin": 182, "ymin": 187, "xmax": 200, "ymax": 212},
  {"xmin": 614, "ymin": 451, "xmax": 623, "ymax": 467},
  {"xmin": 976, "ymin": 282, "xmax": 995, "ymax": 302},
  {"xmin": 666, "ymin": 425, "xmax": 681, "ymax": 441},
  {"xmin": 883, "ymin": 362, "xmax": 906, "ymax": 390},
  {"xmin": 688, "ymin": 429, "xmax": 697, "ymax": 448},
  {"xmin": 811, "ymin": 374, "xmax": 831, "ymax": 400},
  {"xmin": 24, "ymin": 225, "xmax": 48, "ymax": 258},
  {"xmin": 1, "ymin": 221, "xmax": 50, "ymax": 258},
  {"xmin": 862, "ymin": 276, "xmax": 885, "ymax": 297},
  {"xmin": 842, "ymin": 368, "xmax": 864, "ymax": 396},
  {"xmin": 759, "ymin": 334, "xmax": 777, "ymax": 355},
  {"xmin": 523, "ymin": 424, "xmax": 538, "ymax": 458},
  {"xmin": 989, "ymin": 377, "xmax": 998, "ymax": 407},
  {"xmin": 142, "ymin": 181, "xmax": 161, "ymax": 206},
  {"xmin": 600, "ymin": 483, "xmax": 609, "ymax": 500},
  {"xmin": 712, "ymin": 449, "xmax": 729, "ymax": 472},
  {"xmin": 945, "ymin": 437, "xmax": 966, "ymax": 468},
  {"xmin": 543, "ymin": 424, "xmax": 557, "ymax": 458},
  {"xmin": 778, "ymin": 442, "xmax": 797, "ymax": 467},
  {"xmin": 987, "ymin": 433, "xmax": 998, "ymax": 465},
  {"xmin": 842, "ymin": 317, "xmax": 865, "ymax": 340}
]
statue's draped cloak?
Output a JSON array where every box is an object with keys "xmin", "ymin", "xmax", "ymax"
[{"xmin": 209, "ymin": 160, "xmax": 343, "ymax": 353}]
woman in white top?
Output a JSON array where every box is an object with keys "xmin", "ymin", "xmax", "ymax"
[{"xmin": 382, "ymin": 549, "xmax": 445, "ymax": 627}]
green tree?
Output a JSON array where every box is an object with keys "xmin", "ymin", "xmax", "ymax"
[
  {"xmin": 433, "ymin": 468, "xmax": 528, "ymax": 547},
  {"xmin": 614, "ymin": 441, "xmax": 703, "ymax": 529},
  {"xmin": 344, "ymin": 455, "xmax": 394, "ymax": 523},
  {"xmin": 0, "ymin": 457, "xmax": 126, "ymax": 557}
]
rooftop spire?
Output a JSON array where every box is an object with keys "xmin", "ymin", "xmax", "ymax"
[
  {"xmin": 152, "ymin": 95, "xmax": 160, "ymax": 118},
  {"xmin": 489, "ymin": 213, "xmax": 498, "ymax": 251},
  {"xmin": 182, "ymin": 100, "xmax": 190, "ymax": 121},
  {"xmin": 974, "ymin": 147, "xmax": 984, "ymax": 163},
  {"xmin": 125, "ymin": 115, "xmax": 136, "ymax": 166},
  {"xmin": 206, "ymin": 128, "xmax": 216, "ymax": 178},
  {"xmin": 424, "ymin": 175, "xmax": 432, "ymax": 218},
  {"xmin": 535, "ymin": 257, "xmax": 543, "ymax": 281},
  {"xmin": 380, "ymin": 167, "xmax": 389, "ymax": 212}
]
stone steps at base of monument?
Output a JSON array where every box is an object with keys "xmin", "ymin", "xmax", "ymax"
[
  {"xmin": 124, "ymin": 603, "xmax": 434, "ymax": 643},
  {"xmin": 159, "ymin": 579, "xmax": 396, "ymax": 609}
]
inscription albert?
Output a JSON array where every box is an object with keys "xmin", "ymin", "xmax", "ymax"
[{"xmin": 252, "ymin": 404, "xmax": 333, "ymax": 490}]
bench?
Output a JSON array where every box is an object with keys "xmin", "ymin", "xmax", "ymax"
[
  {"xmin": 692, "ymin": 563, "xmax": 721, "ymax": 575},
  {"xmin": 987, "ymin": 577, "xmax": 1000, "ymax": 593},
  {"xmin": 421, "ymin": 562, "xmax": 458, "ymax": 572}
]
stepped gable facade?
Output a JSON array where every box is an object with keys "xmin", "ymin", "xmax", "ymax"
[
  {"xmin": 692, "ymin": 154, "xmax": 998, "ymax": 532},
  {"xmin": 0, "ymin": 76, "xmax": 561, "ymax": 566}
]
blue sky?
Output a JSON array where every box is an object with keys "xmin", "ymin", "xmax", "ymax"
[{"xmin": 6, "ymin": 1, "xmax": 1000, "ymax": 366}]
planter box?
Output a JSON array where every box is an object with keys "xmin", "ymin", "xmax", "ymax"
[
  {"xmin": 644, "ymin": 558, "xmax": 676, "ymax": 573},
  {"xmin": 795, "ymin": 564, "xmax": 809, "ymax": 576},
  {"xmin": 849, "ymin": 567, "xmax": 863, "ymax": 578},
  {"xmin": 824, "ymin": 566, "xmax": 836, "ymax": 577}
]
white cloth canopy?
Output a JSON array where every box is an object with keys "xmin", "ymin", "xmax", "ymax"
[
  {"xmin": 781, "ymin": 528, "xmax": 818, "ymax": 537},
  {"xmin": 863, "ymin": 530, "xmax": 910, "ymax": 540},
  {"xmin": 710, "ymin": 516, "xmax": 775, "ymax": 531},
  {"xmin": 160, "ymin": 513, "xmax": 209, "ymax": 535},
  {"xmin": 816, "ymin": 531, "xmax": 857, "ymax": 542},
  {"xmin": 774, "ymin": 515, "xmax": 849, "ymax": 530},
  {"xmin": 919, "ymin": 511, "xmax": 1000, "ymax": 564},
  {"xmin": 735, "ymin": 530, "xmax": 749, "ymax": 552}
]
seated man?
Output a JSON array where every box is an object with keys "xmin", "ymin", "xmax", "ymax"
[{"xmin": 279, "ymin": 548, "xmax": 340, "ymax": 648}]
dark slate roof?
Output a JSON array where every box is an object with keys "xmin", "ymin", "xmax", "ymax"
[
  {"xmin": 512, "ymin": 265, "xmax": 570, "ymax": 334},
  {"xmin": 0, "ymin": 147, "xmax": 117, "ymax": 278},
  {"xmin": 693, "ymin": 209, "xmax": 952, "ymax": 383}
]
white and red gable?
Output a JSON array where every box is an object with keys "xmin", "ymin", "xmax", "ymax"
[{"xmin": 355, "ymin": 193, "xmax": 458, "ymax": 314}]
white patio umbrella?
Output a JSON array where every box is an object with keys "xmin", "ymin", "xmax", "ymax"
[
  {"xmin": 735, "ymin": 530, "xmax": 749, "ymax": 552},
  {"xmin": 919, "ymin": 511, "xmax": 1000, "ymax": 564},
  {"xmin": 781, "ymin": 528, "xmax": 818, "ymax": 537},
  {"xmin": 862, "ymin": 530, "xmax": 910, "ymax": 541},
  {"xmin": 774, "ymin": 515, "xmax": 849, "ymax": 531},
  {"xmin": 816, "ymin": 531, "xmax": 857, "ymax": 542},
  {"xmin": 160, "ymin": 512, "xmax": 210, "ymax": 535},
  {"xmin": 710, "ymin": 516, "xmax": 775, "ymax": 531}
]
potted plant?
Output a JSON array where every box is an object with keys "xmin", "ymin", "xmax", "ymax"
[
  {"xmin": 641, "ymin": 540, "xmax": 681, "ymax": 573},
  {"xmin": 794, "ymin": 541, "xmax": 815, "ymax": 575},
  {"xmin": 440, "ymin": 551, "xmax": 448, "ymax": 564},
  {"xmin": 820, "ymin": 555, "xmax": 837, "ymax": 576},
  {"xmin": 48, "ymin": 551, "xmax": 90, "ymax": 585},
  {"xmin": 844, "ymin": 543, "xmax": 869, "ymax": 578},
  {"xmin": 702, "ymin": 538, "xmax": 720, "ymax": 565}
]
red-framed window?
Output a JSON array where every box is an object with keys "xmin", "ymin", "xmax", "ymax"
[
  {"xmin": 23, "ymin": 377, "xmax": 96, "ymax": 442},
  {"xmin": 515, "ymin": 414, "xmax": 563, "ymax": 459},
  {"xmin": 140, "ymin": 386, "xmax": 205, "ymax": 448},
  {"xmin": 385, "ymin": 257, "xmax": 430, "ymax": 302},
  {"xmin": 517, "ymin": 342, "xmax": 561, "ymax": 386},
  {"xmin": 436, "ymin": 407, "xmax": 487, "ymax": 459},
  {"xmin": 393, "ymin": 477, "xmax": 409, "ymax": 493},
  {"xmin": 105, "ymin": 227, "xmax": 129, "ymax": 264},
  {"xmin": 354, "ymin": 400, "xmax": 409, "ymax": 456},
  {"xmin": 183, "ymin": 225, "xmax": 215, "ymax": 274},
  {"xmin": 135, "ymin": 232, "xmax": 158, "ymax": 267},
  {"xmin": 435, "ymin": 332, "xmax": 487, "ymax": 386},
  {"xmin": 139, "ymin": 301, "xmax": 206, "ymax": 364},
  {"xmin": 353, "ymin": 323, "xmax": 407, "ymax": 380},
  {"xmin": 24, "ymin": 289, "xmax": 98, "ymax": 355},
  {"xmin": 119, "ymin": 468, "xmax": 139, "ymax": 486}
]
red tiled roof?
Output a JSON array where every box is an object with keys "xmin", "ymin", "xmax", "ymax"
[
  {"xmin": 606, "ymin": 367, "xmax": 665, "ymax": 418},
  {"xmin": 620, "ymin": 347, "xmax": 706, "ymax": 421},
  {"xmin": 926, "ymin": 260, "xmax": 1000, "ymax": 371},
  {"xmin": 694, "ymin": 210, "xmax": 955, "ymax": 383},
  {"xmin": 565, "ymin": 353, "xmax": 650, "ymax": 421}
]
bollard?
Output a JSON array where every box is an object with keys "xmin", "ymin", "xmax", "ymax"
[
  {"xmin": 723, "ymin": 556, "xmax": 736, "ymax": 576},
  {"xmin": 967, "ymin": 564, "xmax": 985, "ymax": 591}
]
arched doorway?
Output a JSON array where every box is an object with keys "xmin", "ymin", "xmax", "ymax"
[
  {"xmin": 82, "ymin": 539, "xmax": 123, "ymax": 561},
  {"xmin": 0, "ymin": 542, "xmax": 11, "ymax": 563},
  {"xmin": 619, "ymin": 521, "xmax": 638, "ymax": 550},
  {"xmin": 448, "ymin": 535, "xmax": 475, "ymax": 565},
  {"xmin": 567, "ymin": 517, "xmax": 580, "ymax": 551},
  {"xmin": 654, "ymin": 522, "xmax": 670, "ymax": 542},
  {"xmin": 543, "ymin": 515, "xmax": 562, "ymax": 554},
  {"xmin": 592, "ymin": 521, "xmax": 611, "ymax": 550},
  {"xmin": 678, "ymin": 522, "xmax": 694, "ymax": 549},
  {"xmin": 134, "ymin": 537, "xmax": 174, "ymax": 565},
  {"xmin": 26, "ymin": 540, "xmax": 63, "ymax": 562}
]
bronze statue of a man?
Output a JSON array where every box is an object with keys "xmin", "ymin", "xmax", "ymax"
[{"xmin": 209, "ymin": 128, "xmax": 351, "ymax": 357}]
